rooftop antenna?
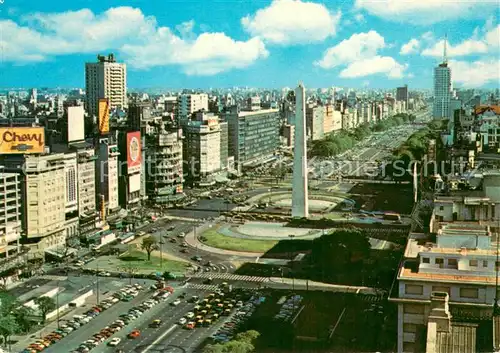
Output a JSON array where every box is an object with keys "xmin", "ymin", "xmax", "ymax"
[{"xmin": 443, "ymin": 32, "xmax": 448, "ymax": 65}]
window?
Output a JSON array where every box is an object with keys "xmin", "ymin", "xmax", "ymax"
[
  {"xmin": 422, "ymin": 257, "xmax": 430, "ymax": 264},
  {"xmin": 432, "ymin": 286, "xmax": 450, "ymax": 294},
  {"xmin": 460, "ymin": 288, "xmax": 479, "ymax": 299},
  {"xmin": 439, "ymin": 206, "xmax": 444, "ymax": 211},
  {"xmin": 469, "ymin": 260, "xmax": 478, "ymax": 267},
  {"xmin": 483, "ymin": 261, "xmax": 488, "ymax": 267},
  {"xmin": 405, "ymin": 284, "xmax": 424, "ymax": 295},
  {"xmin": 403, "ymin": 304, "xmax": 425, "ymax": 315},
  {"xmin": 435, "ymin": 258, "xmax": 444, "ymax": 265},
  {"xmin": 448, "ymin": 258, "xmax": 458, "ymax": 266},
  {"xmin": 403, "ymin": 323, "xmax": 417, "ymax": 333}
]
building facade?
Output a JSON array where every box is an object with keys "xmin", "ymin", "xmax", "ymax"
[
  {"xmin": 183, "ymin": 112, "xmax": 222, "ymax": 183},
  {"xmin": 177, "ymin": 94, "xmax": 209, "ymax": 121},
  {"xmin": 225, "ymin": 106, "xmax": 280, "ymax": 167},
  {"xmin": 433, "ymin": 63, "xmax": 452, "ymax": 119},
  {"xmin": 75, "ymin": 146, "xmax": 97, "ymax": 237},
  {"xmin": 306, "ymin": 105, "xmax": 325, "ymax": 141},
  {"xmin": 0, "ymin": 167, "xmax": 21, "ymax": 258},
  {"xmin": 96, "ymin": 137, "xmax": 120, "ymax": 216},
  {"xmin": 85, "ymin": 54, "xmax": 127, "ymax": 118},
  {"xmin": 397, "ymin": 85, "xmax": 409, "ymax": 109},
  {"xmin": 146, "ymin": 125, "xmax": 184, "ymax": 205}
]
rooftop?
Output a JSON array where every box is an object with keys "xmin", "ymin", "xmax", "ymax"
[{"xmin": 238, "ymin": 108, "xmax": 279, "ymax": 117}]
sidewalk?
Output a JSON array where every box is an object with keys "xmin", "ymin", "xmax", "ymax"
[
  {"xmin": 11, "ymin": 293, "xmax": 102, "ymax": 353},
  {"xmin": 267, "ymin": 277, "xmax": 379, "ymax": 295}
]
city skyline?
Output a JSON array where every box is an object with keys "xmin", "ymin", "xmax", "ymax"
[{"xmin": 0, "ymin": 0, "xmax": 499, "ymax": 89}]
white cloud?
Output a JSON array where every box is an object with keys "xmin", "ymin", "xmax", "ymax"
[
  {"xmin": 422, "ymin": 39, "xmax": 489, "ymax": 57},
  {"xmin": 449, "ymin": 59, "xmax": 500, "ymax": 87},
  {"xmin": 354, "ymin": 13, "xmax": 365, "ymax": 23},
  {"xmin": 0, "ymin": 7, "xmax": 268, "ymax": 75},
  {"xmin": 400, "ymin": 39, "xmax": 420, "ymax": 55},
  {"xmin": 122, "ymin": 33, "xmax": 269, "ymax": 75},
  {"xmin": 340, "ymin": 56, "xmax": 407, "ymax": 78},
  {"xmin": 421, "ymin": 24, "xmax": 499, "ymax": 58},
  {"xmin": 315, "ymin": 30, "xmax": 407, "ymax": 79},
  {"xmin": 241, "ymin": 0, "xmax": 341, "ymax": 45},
  {"xmin": 355, "ymin": 0, "xmax": 498, "ymax": 24},
  {"xmin": 315, "ymin": 30, "xmax": 385, "ymax": 68}
]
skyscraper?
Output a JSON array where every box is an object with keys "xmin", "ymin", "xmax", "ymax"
[
  {"xmin": 396, "ymin": 85, "xmax": 409, "ymax": 110},
  {"xmin": 433, "ymin": 37, "xmax": 452, "ymax": 118},
  {"xmin": 85, "ymin": 53, "xmax": 127, "ymax": 118}
]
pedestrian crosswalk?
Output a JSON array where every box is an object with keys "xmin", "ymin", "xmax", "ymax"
[
  {"xmin": 185, "ymin": 283, "xmax": 261, "ymax": 291},
  {"xmin": 192, "ymin": 272, "xmax": 269, "ymax": 283},
  {"xmin": 40, "ymin": 275, "xmax": 68, "ymax": 281}
]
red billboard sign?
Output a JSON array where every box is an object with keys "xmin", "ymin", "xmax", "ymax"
[{"xmin": 127, "ymin": 131, "xmax": 141, "ymax": 172}]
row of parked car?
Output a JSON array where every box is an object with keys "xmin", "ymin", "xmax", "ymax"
[
  {"xmin": 211, "ymin": 293, "xmax": 263, "ymax": 344},
  {"xmin": 22, "ymin": 285, "xmax": 143, "ymax": 353},
  {"xmin": 72, "ymin": 285, "xmax": 174, "ymax": 352},
  {"xmin": 274, "ymin": 294, "xmax": 303, "ymax": 322}
]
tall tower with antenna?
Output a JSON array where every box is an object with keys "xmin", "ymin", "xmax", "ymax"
[{"xmin": 433, "ymin": 33, "xmax": 452, "ymax": 118}]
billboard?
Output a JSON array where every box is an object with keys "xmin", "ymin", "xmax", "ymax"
[
  {"xmin": 127, "ymin": 131, "xmax": 141, "ymax": 173},
  {"xmin": 67, "ymin": 106, "xmax": 85, "ymax": 142},
  {"xmin": 0, "ymin": 127, "xmax": 45, "ymax": 154},
  {"xmin": 98, "ymin": 98, "xmax": 110, "ymax": 135}
]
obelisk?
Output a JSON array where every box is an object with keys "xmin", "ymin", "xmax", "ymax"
[{"xmin": 291, "ymin": 83, "xmax": 309, "ymax": 218}]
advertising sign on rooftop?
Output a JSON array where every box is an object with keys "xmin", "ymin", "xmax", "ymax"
[
  {"xmin": 0, "ymin": 127, "xmax": 45, "ymax": 154},
  {"xmin": 98, "ymin": 99, "xmax": 110, "ymax": 135}
]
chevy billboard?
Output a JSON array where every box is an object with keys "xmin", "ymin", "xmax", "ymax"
[{"xmin": 0, "ymin": 127, "xmax": 45, "ymax": 154}]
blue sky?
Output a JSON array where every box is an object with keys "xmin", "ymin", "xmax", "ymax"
[{"xmin": 0, "ymin": 0, "xmax": 498, "ymax": 89}]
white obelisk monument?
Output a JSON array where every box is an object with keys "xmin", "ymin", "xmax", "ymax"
[{"xmin": 292, "ymin": 82, "xmax": 309, "ymax": 218}]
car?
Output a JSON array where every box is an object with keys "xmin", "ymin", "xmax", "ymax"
[
  {"xmin": 171, "ymin": 299, "xmax": 181, "ymax": 306},
  {"xmin": 168, "ymin": 226, "xmax": 176, "ymax": 231},
  {"xmin": 178, "ymin": 317, "xmax": 187, "ymax": 325},
  {"xmin": 180, "ymin": 248, "xmax": 188, "ymax": 253},
  {"xmin": 177, "ymin": 232, "xmax": 185, "ymax": 238},
  {"xmin": 128, "ymin": 330, "xmax": 141, "ymax": 339},
  {"xmin": 184, "ymin": 322, "xmax": 195, "ymax": 330},
  {"xmin": 150, "ymin": 319, "xmax": 162, "ymax": 328},
  {"xmin": 186, "ymin": 311, "xmax": 195, "ymax": 318},
  {"xmin": 108, "ymin": 338, "xmax": 121, "ymax": 346},
  {"xmin": 169, "ymin": 238, "xmax": 177, "ymax": 243}
]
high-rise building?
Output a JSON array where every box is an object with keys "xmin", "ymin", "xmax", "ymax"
[
  {"xmin": 75, "ymin": 145, "xmax": 98, "ymax": 238},
  {"xmin": 95, "ymin": 136, "xmax": 120, "ymax": 219},
  {"xmin": 0, "ymin": 166, "xmax": 22, "ymax": 258},
  {"xmin": 118, "ymin": 131, "xmax": 142, "ymax": 211},
  {"xmin": 177, "ymin": 93, "xmax": 209, "ymax": 121},
  {"xmin": 433, "ymin": 40, "xmax": 452, "ymax": 118},
  {"xmin": 146, "ymin": 124, "xmax": 184, "ymax": 205},
  {"xmin": 183, "ymin": 111, "xmax": 222, "ymax": 184},
  {"xmin": 2, "ymin": 153, "xmax": 66, "ymax": 258},
  {"xmin": 85, "ymin": 53, "xmax": 127, "ymax": 118},
  {"xmin": 306, "ymin": 105, "xmax": 325, "ymax": 141},
  {"xmin": 224, "ymin": 106, "xmax": 280, "ymax": 167},
  {"xmin": 396, "ymin": 85, "xmax": 409, "ymax": 109}
]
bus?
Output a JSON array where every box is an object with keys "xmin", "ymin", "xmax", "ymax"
[{"xmin": 383, "ymin": 213, "xmax": 401, "ymax": 221}]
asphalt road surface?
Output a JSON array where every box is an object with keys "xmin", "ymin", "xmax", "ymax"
[{"xmin": 91, "ymin": 287, "xmax": 231, "ymax": 353}]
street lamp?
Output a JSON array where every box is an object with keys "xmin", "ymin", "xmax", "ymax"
[{"xmin": 159, "ymin": 240, "xmax": 165, "ymax": 270}]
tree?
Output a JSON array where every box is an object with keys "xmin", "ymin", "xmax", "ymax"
[
  {"xmin": 0, "ymin": 315, "xmax": 18, "ymax": 346},
  {"xmin": 141, "ymin": 236, "xmax": 158, "ymax": 261},
  {"xmin": 34, "ymin": 296, "xmax": 56, "ymax": 324},
  {"xmin": 235, "ymin": 330, "xmax": 260, "ymax": 343},
  {"xmin": 12, "ymin": 305, "xmax": 34, "ymax": 333}
]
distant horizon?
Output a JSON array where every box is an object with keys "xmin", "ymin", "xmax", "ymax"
[{"xmin": 1, "ymin": 1, "xmax": 498, "ymax": 89}]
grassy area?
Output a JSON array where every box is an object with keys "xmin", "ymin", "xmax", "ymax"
[
  {"xmin": 118, "ymin": 249, "xmax": 189, "ymax": 274},
  {"xmin": 201, "ymin": 228, "xmax": 278, "ymax": 253}
]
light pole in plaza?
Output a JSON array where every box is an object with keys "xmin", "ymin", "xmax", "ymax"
[{"xmin": 159, "ymin": 240, "xmax": 164, "ymax": 270}]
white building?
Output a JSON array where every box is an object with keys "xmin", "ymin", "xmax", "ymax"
[
  {"xmin": 183, "ymin": 111, "xmax": 222, "ymax": 183},
  {"xmin": 0, "ymin": 167, "xmax": 21, "ymax": 257},
  {"xmin": 75, "ymin": 146, "xmax": 98, "ymax": 236},
  {"xmin": 177, "ymin": 93, "xmax": 209, "ymax": 121},
  {"xmin": 85, "ymin": 53, "xmax": 127, "ymax": 118},
  {"xmin": 63, "ymin": 152, "xmax": 79, "ymax": 240},
  {"xmin": 392, "ymin": 173, "xmax": 500, "ymax": 352}
]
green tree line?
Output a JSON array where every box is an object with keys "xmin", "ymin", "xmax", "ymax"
[{"xmin": 311, "ymin": 113, "xmax": 416, "ymax": 158}]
